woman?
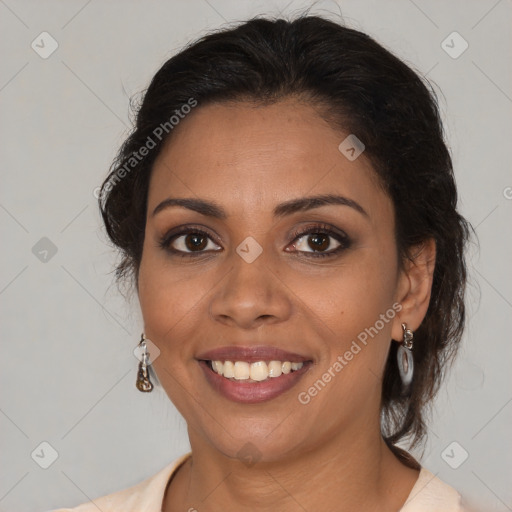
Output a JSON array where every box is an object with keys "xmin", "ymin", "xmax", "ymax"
[{"xmin": 53, "ymin": 13, "xmax": 471, "ymax": 512}]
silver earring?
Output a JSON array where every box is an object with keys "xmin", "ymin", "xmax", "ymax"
[
  {"xmin": 136, "ymin": 333, "xmax": 154, "ymax": 392},
  {"xmin": 397, "ymin": 323, "xmax": 414, "ymax": 389}
]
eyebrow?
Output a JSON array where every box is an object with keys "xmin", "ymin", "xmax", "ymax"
[{"xmin": 151, "ymin": 193, "xmax": 369, "ymax": 219}]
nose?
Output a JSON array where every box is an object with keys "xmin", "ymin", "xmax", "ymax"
[{"xmin": 208, "ymin": 250, "xmax": 293, "ymax": 330}]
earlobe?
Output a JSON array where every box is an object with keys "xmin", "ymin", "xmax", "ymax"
[{"xmin": 392, "ymin": 238, "xmax": 436, "ymax": 340}]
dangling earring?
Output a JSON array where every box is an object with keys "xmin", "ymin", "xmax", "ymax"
[
  {"xmin": 397, "ymin": 323, "xmax": 414, "ymax": 389},
  {"xmin": 136, "ymin": 333, "xmax": 153, "ymax": 392}
]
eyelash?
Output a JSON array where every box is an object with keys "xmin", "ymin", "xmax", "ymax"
[{"xmin": 158, "ymin": 223, "xmax": 351, "ymax": 260}]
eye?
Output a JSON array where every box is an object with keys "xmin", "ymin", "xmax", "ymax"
[
  {"xmin": 159, "ymin": 226, "xmax": 221, "ymax": 257},
  {"xmin": 288, "ymin": 223, "xmax": 351, "ymax": 258},
  {"xmin": 159, "ymin": 223, "xmax": 351, "ymax": 259}
]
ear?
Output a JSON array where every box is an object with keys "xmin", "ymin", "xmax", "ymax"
[{"xmin": 391, "ymin": 238, "xmax": 436, "ymax": 341}]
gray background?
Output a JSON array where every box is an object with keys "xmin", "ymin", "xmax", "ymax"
[{"xmin": 1, "ymin": 0, "xmax": 511, "ymax": 510}]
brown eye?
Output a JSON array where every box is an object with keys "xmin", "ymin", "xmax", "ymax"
[
  {"xmin": 288, "ymin": 224, "xmax": 351, "ymax": 258},
  {"xmin": 306, "ymin": 233, "xmax": 332, "ymax": 252},
  {"xmin": 182, "ymin": 233, "xmax": 208, "ymax": 251},
  {"xmin": 293, "ymin": 232, "xmax": 341, "ymax": 254},
  {"xmin": 160, "ymin": 227, "xmax": 222, "ymax": 256}
]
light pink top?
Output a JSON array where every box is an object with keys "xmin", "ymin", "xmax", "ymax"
[{"xmin": 49, "ymin": 452, "xmax": 465, "ymax": 511}]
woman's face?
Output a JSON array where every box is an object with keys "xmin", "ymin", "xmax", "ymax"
[{"xmin": 138, "ymin": 98, "xmax": 410, "ymax": 462}]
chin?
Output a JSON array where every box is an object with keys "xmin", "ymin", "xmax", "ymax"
[{"xmin": 197, "ymin": 415, "xmax": 310, "ymax": 465}]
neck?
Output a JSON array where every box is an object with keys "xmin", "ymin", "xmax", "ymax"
[{"xmin": 164, "ymin": 419, "xmax": 419, "ymax": 512}]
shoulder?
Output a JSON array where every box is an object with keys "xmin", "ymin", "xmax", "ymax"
[
  {"xmin": 401, "ymin": 467, "xmax": 466, "ymax": 512},
  {"xmin": 47, "ymin": 453, "xmax": 191, "ymax": 512}
]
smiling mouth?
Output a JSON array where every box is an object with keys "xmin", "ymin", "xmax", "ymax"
[
  {"xmin": 196, "ymin": 345, "xmax": 314, "ymax": 403},
  {"xmin": 202, "ymin": 359, "xmax": 312, "ymax": 383}
]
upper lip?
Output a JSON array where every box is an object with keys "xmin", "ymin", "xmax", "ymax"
[{"xmin": 196, "ymin": 345, "xmax": 312, "ymax": 363}]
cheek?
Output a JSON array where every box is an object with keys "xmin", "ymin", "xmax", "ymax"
[
  {"xmin": 295, "ymin": 253, "xmax": 399, "ymax": 411},
  {"xmin": 137, "ymin": 251, "xmax": 205, "ymax": 416},
  {"xmin": 298, "ymin": 250, "xmax": 398, "ymax": 340},
  {"xmin": 294, "ymin": 256, "xmax": 398, "ymax": 419},
  {"xmin": 137, "ymin": 246, "xmax": 199, "ymax": 358}
]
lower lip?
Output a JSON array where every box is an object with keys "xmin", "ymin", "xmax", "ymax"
[{"xmin": 198, "ymin": 361, "xmax": 311, "ymax": 404}]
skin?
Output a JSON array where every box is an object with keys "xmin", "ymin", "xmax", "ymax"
[{"xmin": 137, "ymin": 97, "xmax": 436, "ymax": 511}]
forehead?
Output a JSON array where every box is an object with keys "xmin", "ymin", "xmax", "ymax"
[{"xmin": 148, "ymin": 99, "xmax": 391, "ymax": 224}]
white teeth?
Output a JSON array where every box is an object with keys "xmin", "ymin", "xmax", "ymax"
[
  {"xmin": 212, "ymin": 360, "xmax": 223, "ymax": 374},
  {"xmin": 234, "ymin": 361, "xmax": 250, "ymax": 380},
  {"xmin": 209, "ymin": 360, "xmax": 304, "ymax": 381},
  {"xmin": 223, "ymin": 360, "xmax": 235, "ymax": 378},
  {"xmin": 268, "ymin": 360, "xmax": 282, "ymax": 378},
  {"xmin": 250, "ymin": 361, "xmax": 268, "ymax": 381}
]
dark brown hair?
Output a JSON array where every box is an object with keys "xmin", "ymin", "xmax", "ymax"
[{"xmin": 99, "ymin": 14, "xmax": 472, "ymax": 458}]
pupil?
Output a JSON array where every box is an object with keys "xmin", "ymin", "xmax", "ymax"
[
  {"xmin": 186, "ymin": 233, "xmax": 207, "ymax": 251},
  {"xmin": 309, "ymin": 233, "xmax": 328, "ymax": 251}
]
